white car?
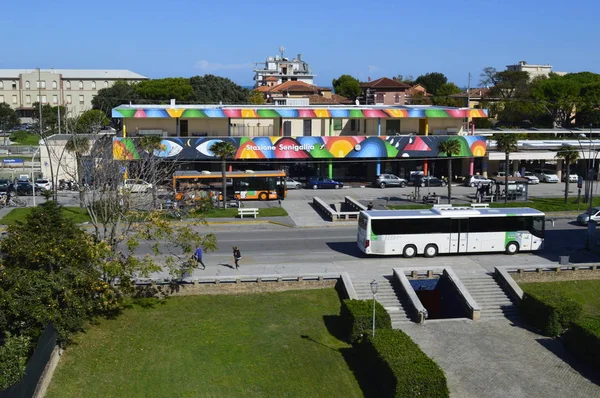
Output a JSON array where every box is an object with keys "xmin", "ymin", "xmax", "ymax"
[
  {"xmin": 34, "ymin": 179, "xmax": 53, "ymax": 191},
  {"xmin": 119, "ymin": 179, "xmax": 153, "ymax": 193},
  {"xmin": 533, "ymin": 169, "xmax": 559, "ymax": 183},
  {"xmin": 522, "ymin": 172, "xmax": 540, "ymax": 184},
  {"xmin": 562, "ymin": 173, "xmax": 578, "ymax": 183},
  {"xmin": 285, "ymin": 177, "xmax": 302, "ymax": 190},
  {"xmin": 465, "ymin": 175, "xmax": 494, "ymax": 187}
]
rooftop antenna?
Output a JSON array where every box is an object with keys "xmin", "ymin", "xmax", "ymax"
[{"xmin": 279, "ymin": 46, "xmax": 285, "ymax": 58}]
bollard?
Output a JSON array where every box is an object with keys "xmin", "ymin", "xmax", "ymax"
[
  {"xmin": 298, "ymin": 276, "xmax": 304, "ymax": 282},
  {"xmin": 318, "ymin": 276, "xmax": 323, "ymax": 282},
  {"xmin": 593, "ymin": 265, "xmax": 598, "ymax": 271},
  {"xmin": 537, "ymin": 268, "xmax": 543, "ymax": 273},
  {"xmin": 573, "ymin": 266, "xmax": 579, "ymax": 272},
  {"xmin": 215, "ymin": 279, "xmax": 220, "ymax": 285},
  {"xmin": 236, "ymin": 278, "xmax": 241, "ymax": 284},
  {"xmin": 518, "ymin": 268, "xmax": 524, "ymax": 275},
  {"xmin": 257, "ymin": 277, "xmax": 262, "ymax": 283},
  {"xmin": 427, "ymin": 270, "xmax": 433, "ymax": 278},
  {"xmin": 277, "ymin": 277, "xmax": 282, "ymax": 283},
  {"xmin": 411, "ymin": 271, "xmax": 418, "ymax": 278}
]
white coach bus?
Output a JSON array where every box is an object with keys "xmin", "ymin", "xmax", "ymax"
[{"xmin": 357, "ymin": 205, "xmax": 545, "ymax": 258}]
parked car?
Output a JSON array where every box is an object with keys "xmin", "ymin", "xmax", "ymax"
[
  {"xmin": 522, "ymin": 171, "xmax": 540, "ymax": 184},
  {"xmin": 533, "ymin": 169, "xmax": 559, "ymax": 183},
  {"xmin": 492, "ymin": 171, "xmax": 508, "ymax": 178},
  {"xmin": 0, "ymin": 179, "xmax": 11, "ymax": 192},
  {"xmin": 562, "ymin": 173, "xmax": 578, "ymax": 183},
  {"xmin": 34, "ymin": 179, "xmax": 53, "ymax": 191},
  {"xmin": 16, "ymin": 181, "xmax": 34, "ymax": 196},
  {"xmin": 308, "ymin": 177, "xmax": 343, "ymax": 189},
  {"xmin": 415, "ymin": 176, "xmax": 447, "ymax": 187},
  {"xmin": 119, "ymin": 179, "xmax": 153, "ymax": 193},
  {"xmin": 284, "ymin": 177, "xmax": 302, "ymax": 190},
  {"xmin": 465, "ymin": 175, "xmax": 494, "ymax": 187},
  {"xmin": 577, "ymin": 207, "xmax": 600, "ymax": 225},
  {"xmin": 373, "ymin": 174, "xmax": 407, "ymax": 188}
]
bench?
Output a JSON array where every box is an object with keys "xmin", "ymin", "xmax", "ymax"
[
  {"xmin": 238, "ymin": 208, "xmax": 258, "ymax": 218},
  {"xmin": 422, "ymin": 195, "xmax": 440, "ymax": 204},
  {"xmin": 476, "ymin": 195, "xmax": 494, "ymax": 203}
]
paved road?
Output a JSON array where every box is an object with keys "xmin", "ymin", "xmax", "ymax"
[{"xmin": 133, "ymin": 219, "xmax": 598, "ymax": 280}]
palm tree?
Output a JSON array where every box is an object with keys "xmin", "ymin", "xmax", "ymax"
[
  {"xmin": 65, "ymin": 135, "xmax": 90, "ymax": 208},
  {"xmin": 493, "ymin": 134, "xmax": 519, "ymax": 204},
  {"xmin": 437, "ymin": 139, "xmax": 462, "ymax": 204},
  {"xmin": 556, "ymin": 145, "xmax": 580, "ymax": 204},
  {"xmin": 210, "ymin": 141, "xmax": 237, "ymax": 209}
]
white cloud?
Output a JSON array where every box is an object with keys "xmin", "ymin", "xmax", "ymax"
[
  {"xmin": 368, "ymin": 65, "xmax": 379, "ymax": 72},
  {"xmin": 195, "ymin": 60, "xmax": 254, "ymax": 71}
]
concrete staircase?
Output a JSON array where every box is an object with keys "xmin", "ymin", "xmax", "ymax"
[
  {"xmin": 353, "ymin": 278, "xmax": 413, "ymax": 328},
  {"xmin": 460, "ymin": 275, "xmax": 518, "ymax": 320}
]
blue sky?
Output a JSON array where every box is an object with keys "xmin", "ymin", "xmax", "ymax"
[{"xmin": 2, "ymin": 0, "xmax": 599, "ymax": 88}]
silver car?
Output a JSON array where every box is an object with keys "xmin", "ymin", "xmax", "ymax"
[
  {"xmin": 373, "ymin": 174, "xmax": 407, "ymax": 188},
  {"xmin": 285, "ymin": 177, "xmax": 302, "ymax": 190}
]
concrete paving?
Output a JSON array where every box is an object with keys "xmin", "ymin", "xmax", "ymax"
[{"xmin": 401, "ymin": 319, "xmax": 600, "ymax": 398}]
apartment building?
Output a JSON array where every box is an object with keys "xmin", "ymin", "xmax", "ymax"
[
  {"xmin": 253, "ymin": 47, "xmax": 314, "ymax": 88},
  {"xmin": 506, "ymin": 61, "xmax": 566, "ymax": 79},
  {"xmin": 0, "ymin": 69, "xmax": 147, "ymax": 120}
]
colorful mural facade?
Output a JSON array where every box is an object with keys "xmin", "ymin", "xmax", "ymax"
[
  {"xmin": 112, "ymin": 106, "xmax": 488, "ymax": 119},
  {"xmin": 113, "ymin": 136, "xmax": 487, "ymax": 161}
]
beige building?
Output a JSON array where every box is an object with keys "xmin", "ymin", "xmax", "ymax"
[
  {"xmin": 506, "ymin": 61, "xmax": 566, "ymax": 79},
  {"xmin": 0, "ymin": 69, "xmax": 147, "ymax": 120}
]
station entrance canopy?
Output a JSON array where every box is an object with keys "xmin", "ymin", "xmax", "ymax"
[
  {"xmin": 111, "ymin": 105, "xmax": 488, "ymax": 119},
  {"xmin": 113, "ymin": 135, "xmax": 487, "ymax": 161}
]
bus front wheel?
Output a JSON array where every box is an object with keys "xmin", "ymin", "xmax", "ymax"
[
  {"xmin": 258, "ymin": 192, "xmax": 268, "ymax": 201},
  {"xmin": 403, "ymin": 245, "xmax": 417, "ymax": 258},
  {"xmin": 506, "ymin": 242, "xmax": 519, "ymax": 255},
  {"xmin": 424, "ymin": 244, "xmax": 438, "ymax": 258}
]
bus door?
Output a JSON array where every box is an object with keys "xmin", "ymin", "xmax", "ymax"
[{"xmin": 450, "ymin": 218, "xmax": 469, "ymax": 253}]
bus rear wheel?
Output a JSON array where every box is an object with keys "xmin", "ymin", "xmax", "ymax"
[
  {"xmin": 506, "ymin": 241, "xmax": 519, "ymax": 255},
  {"xmin": 258, "ymin": 192, "xmax": 268, "ymax": 201},
  {"xmin": 403, "ymin": 245, "xmax": 417, "ymax": 258},
  {"xmin": 424, "ymin": 244, "xmax": 438, "ymax": 258}
]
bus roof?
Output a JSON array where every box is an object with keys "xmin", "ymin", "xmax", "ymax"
[
  {"xmin": 362, "ymin": 207, "xmax": 545, "ymax": 219},
  {"xmin": 173, "ymin": 170, "xmax": 286, "ymax": 178}
]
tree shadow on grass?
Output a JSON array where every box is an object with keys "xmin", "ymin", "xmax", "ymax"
[{"xmin": 535, "ymin": 337, "xmax": 600, "ymax": 387}]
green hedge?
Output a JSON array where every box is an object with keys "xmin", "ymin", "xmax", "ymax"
[
  {"xmin": 564, "ymin": 317, "xmax": 600, "ymax": 370},
  {"xmin": 519, "ymin": 286, "xmax": 582, "ymax": 337},
  {"xmin": 362, "ymin": 329, "xmax": 449, "ymax": 398},
  {"xmin": 340, "ymin": 299, "xmax": 391, "ymax": 343}
]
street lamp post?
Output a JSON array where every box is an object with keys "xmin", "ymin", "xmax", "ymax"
[
  {"xmin": 31, "ymin": 148, "xmax": 40, "ymax": 206},
  {"xmin": 370, "ymin": 279, "xmax": 379, "ymax": 337}
]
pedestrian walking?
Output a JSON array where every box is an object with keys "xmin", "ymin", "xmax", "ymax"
[
  {"xmin": 192, "ymin": 246, "xmax": 206, "ymax": 270},
  {"xmin": 232, "ymin": 246, "xmax": 241, "ymax": 270}
]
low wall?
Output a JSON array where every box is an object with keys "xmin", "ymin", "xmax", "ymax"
[
  {"xmin": 134, "ymin": 273, "xmax": 344, "ymax": 298},
  {"xmin": 495, "ymin": 264, "xmax": 600, "ymax": 303}
]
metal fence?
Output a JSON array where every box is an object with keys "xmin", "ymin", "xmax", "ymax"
[
  {"xmin": 230, "ymin": 125, "xmax": 274, "ymax": 137},
  {"xmin": 0, "ymin": 324, "xmax": 57, "ymax": 398},
  {"xmin": 0, "ymin": 146, "xmax": 38, "ymax": 155}
]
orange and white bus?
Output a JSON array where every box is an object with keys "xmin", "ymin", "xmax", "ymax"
[{"xmin": 172, "ymin": 170, "xmax": 287, "ymax": 201}]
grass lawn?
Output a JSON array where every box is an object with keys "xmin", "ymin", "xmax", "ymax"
[
  {"xmin": 10, "ymin": 132, "xmax": 41, "ymax": 145},
  {"xmin": 45, "ymin": 290, "xmax": 363, "ymax": 398},
  {"xmin": 0, "ymin": 206, "xmax": 90, "ymax": 225},
  {"xmin": 388, "ymin": 197, "xmax": 600, "ymax": 213},
  {"xmin": 520, "ymin": 280, "xmax": 600, "ymax": 319},
  {"xmin": 193, "ymin": 206, "xmax": 288, "ymax": 218}
]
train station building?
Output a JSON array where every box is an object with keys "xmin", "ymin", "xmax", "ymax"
[{"xmin": 111, "ymin": 103, "xmax": 489, "ymax": 182}]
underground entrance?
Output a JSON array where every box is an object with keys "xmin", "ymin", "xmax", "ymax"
[{"xmin": 409, "ymin": 275, "xmax": 471, "ymax": 320}]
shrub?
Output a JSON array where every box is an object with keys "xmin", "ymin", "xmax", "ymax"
[
  {"xmin": 9, "ymin": 130, "xmax": 29, "ymax": 144},
  {"xmin": 519, "ymin": 285, "xmax": 582, "ymax": 337},
  {"xmin": 564, "ymin": 317, "xmax": 600, "ymax": 370},
  {"xmin": 0, "ymin": 333, "xmax": 31, "ymax": 390},
  {"xmin": 340, "ymin": 299, "xmax": 391, "ymax": 344},
  {"xmin": 362, "ymin": 329, "xmax": 449, "ymax": 398}
]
